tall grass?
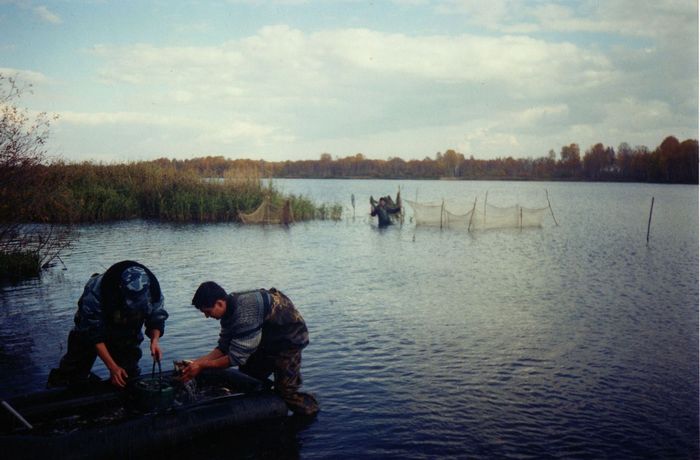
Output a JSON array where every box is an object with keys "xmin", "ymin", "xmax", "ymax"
[
  {"xmin": 0, "ymin": 251, "xmax": 41, "ymax": 281},
  {"xmin": 36, "ymin": 162, "xmax": 341, "ymax": 223}
]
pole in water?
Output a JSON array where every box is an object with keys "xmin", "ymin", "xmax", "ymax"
[
  {"xmin": 519, "ymin": 207, "xmax": 523, "ymax": 231},
  {"xmin": 440, "ymin": 199, "xmax": 444, "ymax": 229},
  {"xmin": 546, "ymin": 189, "xmax": 559, "ymax": 226},
  {"xmin": 646, "ymin": 197, "xmax": 655, "ymax": 245},
  {"xmin": 468, "ymin": 197, "xmax": 477, "ymax": 232},
  {"xmin": 484, "ymin": 190, "xmax": 488, "ymax": 224}
]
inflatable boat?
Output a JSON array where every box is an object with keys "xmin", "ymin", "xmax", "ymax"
[{"xmin": 0, "ymin": 368, "xmax": 288, "ymax": 459}]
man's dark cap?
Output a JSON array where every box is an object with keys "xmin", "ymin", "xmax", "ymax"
[
  {"xmin": 120, "ymin": 266, "xmax": 151, "ymax": 312},
  {"xmin": 192, "ymin": 281, "xmax": 227, "ymax": 310}
]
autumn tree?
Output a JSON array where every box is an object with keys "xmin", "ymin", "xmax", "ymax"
[
  {"xmin": 583, "ymin": 143, "xmax": 615, "ymax": 180},
  {"xmin": 442, "ymin": 149, "xmax": 463, "ymax": 177},
  {"xmin": 0, "ymin": 74, "xmax": 73, "ymax": 279},
  {"xmin": 558, "ymin": 143, "xmax": 581, "ymax": 178}
]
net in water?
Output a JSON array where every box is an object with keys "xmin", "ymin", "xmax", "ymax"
[
  {"xmin": 406, "ymin": 198, "xmax": 550, "ymax": 230},
  {"xmin": 238, "ymin": 197, "xmax": 293, "ymax": 225}
]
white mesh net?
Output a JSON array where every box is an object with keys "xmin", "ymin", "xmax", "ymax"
[
  {"xmin": 469, "ymin": 204, "xmax": 548, "ymax": 230},
  {"xmin": 443, "ymin": 208, "xmax": 472, "ymax": 229},
  {"xmin": 404, "ymin": 200, "xmax": 444, "ymax": 226},
  {"xmin": 407, "ymin": 197, "xmax": 550, "ymax": 230}
]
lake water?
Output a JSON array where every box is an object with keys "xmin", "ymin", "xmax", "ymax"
[{"xmin": 1, "ymin": 179, "xmax": 698, "ymax": 459}]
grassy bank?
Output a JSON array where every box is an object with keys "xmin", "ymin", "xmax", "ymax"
[
  {"xmin": 0, "ymin": 251, "xmax": 41, "ymax": 281},
  {"xmin": 36, "ymin": 162, "xmax": 341, "ymax": 223}
]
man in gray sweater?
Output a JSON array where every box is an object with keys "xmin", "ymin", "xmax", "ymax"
[{"xmin": 181, "ymin": 281, "xmax": 318, "ymax": 416}]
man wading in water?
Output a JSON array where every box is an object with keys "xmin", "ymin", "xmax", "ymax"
[
  {"xmin": 180, "ymin": 281, "xmax": 319, "ymax": 416},
  {"xmin": 370, "ymin": 194, "xmax": 402, "ymax": 228}
]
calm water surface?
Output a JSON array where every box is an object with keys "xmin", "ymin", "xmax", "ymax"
[{"xmin": 1, "ymin": 180, "xmax": 698, "ymax": 459}]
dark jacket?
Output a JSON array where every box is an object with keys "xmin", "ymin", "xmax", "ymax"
[
  {"xmin": 73, "ymin": 260, "xmax": 168, "ymax": 345},
  {"xmin": 371, "ymin": 201, "xmax": 401, "ymax": 227}
]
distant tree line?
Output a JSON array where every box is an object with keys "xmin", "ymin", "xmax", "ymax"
[{"xmin": 161, "ymin": 135, "xmax": 698, "ymax": 184}]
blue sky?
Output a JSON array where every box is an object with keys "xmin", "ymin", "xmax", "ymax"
[{"xmin": 1, "ymin": 0, "xmax": 697, "ymax": 162}]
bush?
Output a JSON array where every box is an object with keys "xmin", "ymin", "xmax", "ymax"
[{"xmin": 0, "ymin": 251, "xmax": 41, "ymax": 282}]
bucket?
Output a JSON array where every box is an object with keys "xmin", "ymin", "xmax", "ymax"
[
  {"xmin": 130, "ymin": 360, "xmax": 176, "ymax": 412},
  {"xmin": 131, "ymin": 378, "xmax": 175, "ymax": 412}
]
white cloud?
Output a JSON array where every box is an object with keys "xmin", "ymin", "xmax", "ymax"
[
  {"xmin": 199, "ymin": 121, "xmax": 295, "ymax": 147},
  {"xmin": 90, "ymin": 25, "xmax": 616, "ymax": 102},
  {"xmin": 57, "ymin": 110, "xmax": 188, "ymax": 126},
  {"xmin": 71, "ymin": 22, "xmax": 695, "ymax": 160},
  {"xmin": 33, "ymin": 5, "xmax": 61, "ymax": 24},
  {"xmin": 437, "ymin": 0, "xmax": 698, "ymax": 39},
  {"xmin": 510, "ymin": 104, "xmax": 570, "ymax": 127},
  {"xmin": 601, "ymin": 97, "xmax": 674, "ymax": 132},
  {"xmin": 0, "ymin": 66, "xmax": 49, "ymax": 84},
  {"xmin": 55, "ymin": 108, "xmax": 292, "ymax": 156}
]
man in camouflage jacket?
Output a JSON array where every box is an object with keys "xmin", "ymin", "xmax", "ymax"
[
  {"xmin": 370, "ymin": 194, "xmax": 401, "ymax": 227},
  {"xmin": 48, "ymin": 260, "xmax": 169, "ymax": 388},
  {"xmin": 181, "ymin": 281, "xmax": 319, "ymax": 416}
]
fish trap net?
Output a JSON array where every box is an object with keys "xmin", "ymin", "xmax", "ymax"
[{"xmin": 407, "ymin": 198, "xmax": 549, "ymax": 230}]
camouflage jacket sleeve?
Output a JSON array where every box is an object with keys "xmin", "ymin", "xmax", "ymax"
[
  {"xmin": 75, "ymin": 274, "xmax": 107, "ymax": 344},
  {"xmin": 144, "ymin": 294, "xmax": 168, "ymax": 339}
]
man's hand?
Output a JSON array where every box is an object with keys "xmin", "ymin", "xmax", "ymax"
[
  {"xmin": 180, "ymin": 361, "xmax": 202, "ymax": 383},
  {"xmin": 150, "ymin": 340, "xmax": 162, "ymax": 362},
  {"xmin": 108, "ymin": 365, "xmax": 129, "ymax": 388},
  {"xmin": 149, "ymin": 330, "xmax": 162, "ymax": 362},
  {"xmin": 96, "ymin": 342, "xmax": 129, "ymax": 388}
]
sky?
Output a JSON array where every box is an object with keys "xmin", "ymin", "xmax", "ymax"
[{"xmin": 0, "ymin": 0, "xmax": 698, "ymax": 163}]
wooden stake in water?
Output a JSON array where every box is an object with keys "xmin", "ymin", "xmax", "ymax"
[
  {"xmin": 484, "ymin": 190, "xmax": 488, "ymax": 224},
  {"xmin": 646, "ymin": 197, "xmax": 655, "ymax": 245},
  {"xmin": 468, "ymin": 197, "xmax": 477, "ymax": 232},
  {"xmin": 519, "ymin": 207, "xmax": 523, "ymax": 231},
  {"xmin": 546, "ymin": 189, "xmax": 559, "ymax": 226},
  {"xmin": 440, "ymin": 199, "xmax": 445, "ymax": 229}
]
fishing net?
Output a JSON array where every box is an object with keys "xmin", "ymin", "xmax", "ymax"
[
  {"xmin": 406, "ymin": 199, "xmax": 549, "ymax": 230},
  {"xmin": 238, "ymin": 197, "xmax": 293, "ymax": 225},
  {"xmin": 470, "ymin": 204, "xmax": 548, "ymax": 230},
  {"xmin": 443, "ymin": 208, "xmax": 471, "ymax": 229},
  {"xmin": 404, "ymin": 200, "xmax": 445, "ymax": 226}
]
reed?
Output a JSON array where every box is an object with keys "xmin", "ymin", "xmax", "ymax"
[
  {"xmin": 31, "ymin": 161, "xmax": 332, "ymax": 223},
  {"xmin": 0, "ymin": 251, "xmax": 41, "ymax": 281},
  {"xmin": 314, "ymin": 203, "xmax": 344, "ymax": 221}
]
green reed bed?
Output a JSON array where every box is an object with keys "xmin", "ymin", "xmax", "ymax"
[
  {"xmin": 314, "ymin": 203, "xmax": 343, "ymax": 221},
  {"xmin": 39, "ymin": 162, "xmax": 340, "ymax": 223}
]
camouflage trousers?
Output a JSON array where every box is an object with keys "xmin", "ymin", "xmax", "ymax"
[
  {"xmin": 47, "ymin": 329, "xmax": 142, "ymax": 388},
  {"xmin": 240, "ymin": 348, "xmax": 319, "ymax": 416}
]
